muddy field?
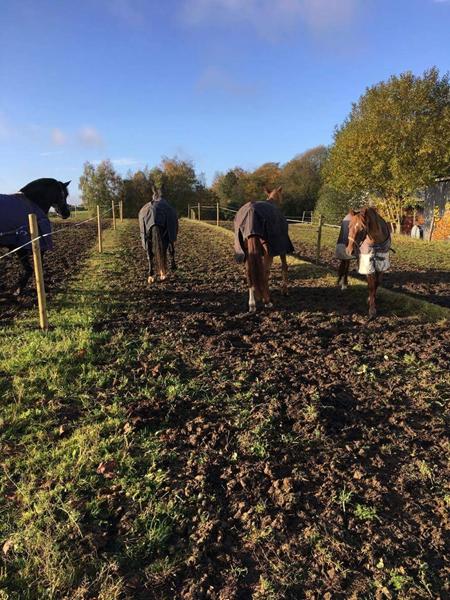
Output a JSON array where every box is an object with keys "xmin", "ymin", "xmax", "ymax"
[
  {"xmin": 1, "ymin": 219, "xmax": 449, "ymax": 598},
  {"xmin": 0, "ymin": 220, "xmax": 100, "ymax": 324},
  {"xmin": 291, "ymin": 233, "xmax": 450, "ymax": 310},
  {"xmin": 92, "ymin": 221, "xmax": 449, "ymax": 598},
  {"xmin": 215, "ymin": 221, "xmax": 450, "ymax": 308}
]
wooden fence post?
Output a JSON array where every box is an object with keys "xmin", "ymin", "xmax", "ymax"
[
  {"xmin": 119, "ymin": 200, "xmax": 123, "ymax": 222},
  {"xmin": 28, "ymin": 213, "xmax": 48, "ymax": 330},
  {"xmin": 216, "ymin": 202, "xmax": 220, "ymax": 226},
  {"xmin": 198, "ymin": 202, "xmax": 201, "ymax": 221},
  {"xmin": 302, "ymin": 210, "xmax": 305, "ymax": 223},
  {"xmin": 316, "ymin": 214, "xmax": 324, "ymax": 263},
  {"xmin": 112, "ymin": 201, "xmax": 116, "ymax": 230},
  {"xmin": 187, "ymin": 203, "xmax": 190, "ymax": 218},
  {"xmin": 97, "ymin": 205, "xmax": 103, "ymax": 253}
]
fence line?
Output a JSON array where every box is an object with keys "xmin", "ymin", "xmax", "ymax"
[{"xmin": 0, "ymin": 205, "xmax": 114, "ymax": 262}]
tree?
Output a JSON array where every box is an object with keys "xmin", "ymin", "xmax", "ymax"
[
  {"xmin": 325, "ymin": 68, "xmax": 450, "ymax": 227},
  {"xmin": 314, "ymin": 185, "xmax": 354, "ymax": 224},
  {"xmin": 243, "ymin": 162, "xmax": 281, "ymax": 201},
  {"xmin": 212, "ymin": 168, "xmax": 247, "ymax": 207},
  {"xmin": 159, "ymin": 156, "xmax": 200, "ymax": 214},
  {"xmin": 281, "ymin": 146, "xmax": 328, "ymax": 214},
  {"xmin": 79, "ymin": 160, "xmax": 122, "ymax": 216}
]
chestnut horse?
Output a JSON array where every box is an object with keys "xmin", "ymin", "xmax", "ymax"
[
  {"xmin": 234, "ymin": 187, "xmax": 293, "ymax": 312},
  {"xmin": 337, "ymin": 207, "xmax": 391, "ymax": 319}
]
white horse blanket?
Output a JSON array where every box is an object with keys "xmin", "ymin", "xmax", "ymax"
[{"xmin": 336, "ymin": 212, "xmax": 391, "ymax": 275}]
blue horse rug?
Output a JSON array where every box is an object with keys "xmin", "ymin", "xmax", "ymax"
[
  {"xmin": 0, "ymin": 193, "xmax": 53, "ymax": 251},
  {"xmin": 138, "ymin": 198, "xmax": 178, "ymax": 250},
  {"xmin": 234, "ymin": 201, "xmax": 294, "ymax": 263}
]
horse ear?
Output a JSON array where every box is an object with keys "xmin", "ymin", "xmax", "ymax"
[
  {"xmin": 64, "ymin": 180, "xmax": 71, "ymax": 188},
  {"xmin": 264, "ymin": 187, "xmax": 271, "ymax": 197},
  {"xmin": 349, "ymin": 209, "xmax": 355, "ymax": 215},
  {"xmin": 277, "ymin": 186, "xmax": 283, "ymax": 194}
]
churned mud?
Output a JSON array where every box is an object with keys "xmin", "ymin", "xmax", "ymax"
[
  {"xmin": 94, "ymin": 220, "xmax": 449, "ymax": 599},
  {"xmin": 0, "ymin": 220, "xmax": 100, "ymax": 324}
]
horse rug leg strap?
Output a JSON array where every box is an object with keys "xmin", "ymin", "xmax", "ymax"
[{"xmin": 358, "ymin": 252, "xmax": 390, "ymax": 275}]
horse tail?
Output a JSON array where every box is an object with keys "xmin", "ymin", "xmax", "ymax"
[
  {"xmin": 246, "ymin": 236, "xmax": 265, "ymax": 300},
  {"xmin": 152, "ymin": 225, "xmax": 166, "ymax": 275}
]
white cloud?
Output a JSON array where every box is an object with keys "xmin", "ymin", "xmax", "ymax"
[
  {"xmin": 51, "ymin": 128, "xmax": 67, "ymax": 145},
  {"xmin": 197, "ymin": 66, "xmax": 257, "ymax": 95},
  {"xmin": 78, "ymin": 126, "xmax": 104, "ymax": 147},
  {"xmin": 181, "ymin": 0, "xmax": 360, "ymax": 38}
]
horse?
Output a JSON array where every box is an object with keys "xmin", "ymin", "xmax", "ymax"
[
  {"xmin": 234, "ymin": 187, "xmax": 294, "ymax": 312},
  {"xmin": 336, "ymin": 207, "xmax": 391, "ymax": 319},
  {"xmin": 138, "ymin": 188, "xmax": 178, "ymax": 284},
  {"xmin": 0, "ymin": 178, "xmax": 71, "ymax": 296}
]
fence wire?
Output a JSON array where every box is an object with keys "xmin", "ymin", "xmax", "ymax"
[{"xmin": 0, "ymin": 205, "xmax": 114, "ymax": 262}]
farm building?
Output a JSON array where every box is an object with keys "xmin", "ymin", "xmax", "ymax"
[
  {"xmin": 421, "ymin": 177, "xmax": 450, "ymax": 240},
  {"xmin": 401, "ymin": 177, "xmax": 450, "ymax": 240}
]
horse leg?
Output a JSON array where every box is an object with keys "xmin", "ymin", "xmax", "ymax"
[
  {"xmin": 169, "ymin": 243, "xmax": 177, "ymax": 272},
  {"xmin": 14, "ymin": 250, "xmax": 33, "ymax": 296},
  {"xmin": 367, "ymin": 274, "xmax": 377, "ymax": 319},
  {"xmin": 246, "ymin": 265, "xmax": 256, "ymax": 312},
  {"xmin": 146, "ymin": 237, "xmax": 155, "ymax": 284},
  {"xmin": 338, "ymin": 260, "xmax": 349, "ymax": 290},
  {"xmin": 263, "ymin": 254, "xmax": 273, "ymax": 307},
  {"xmin": 280, "ymin": 254, "xmax": 288, "ymax": 296}
]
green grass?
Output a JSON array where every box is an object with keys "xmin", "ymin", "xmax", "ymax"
[{"xmin": 0, "ymin": 227, "xmax": 186, "ymax": 598}]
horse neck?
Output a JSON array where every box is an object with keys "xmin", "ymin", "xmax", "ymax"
[
  {"xmin": 23, "ymin": 192, "xmax": 51, "ymax": 215},
  {"xmin": 366, "ymin": 211, "xmax": 386, "ymax": 243}
]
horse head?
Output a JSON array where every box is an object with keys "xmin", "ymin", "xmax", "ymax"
[
  {"xmin": 20, "ymin": 178, "xmax": 71, "ymax": 219},
  {"xmin": 264, "ymin": 186, "xmax": 283, "ymax": 204},
  {"xmin": 346, "ymin": 209, "xmax": 366, "ymax": 255}
]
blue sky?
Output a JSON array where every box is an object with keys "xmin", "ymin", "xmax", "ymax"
[{"xmin": 1, "ymin": 0, "xmax": 449, "ymax": 203}]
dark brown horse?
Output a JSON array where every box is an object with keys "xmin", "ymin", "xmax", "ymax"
[
  {"xmin": 337, "ymin": 207, "xmax": 391, "ymax": 319},
  {"xmin": 234, "ymin": 187, "xmax": 293, "ymax": 312},
  {"xmin": 138, "ymin": 188, "xmax": 178, "ymax": 284}
]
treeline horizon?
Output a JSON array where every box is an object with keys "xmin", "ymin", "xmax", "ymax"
[{"xmin": 79, "ymin": 66, "xmax": 449, "ymax": 225}]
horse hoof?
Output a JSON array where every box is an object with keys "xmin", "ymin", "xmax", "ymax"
[
  {"xmin": 148, "ymin": 276, "xmax": 155, "ymax": 284},
  {"xmin": 264, "ymin": 302, "xmax": 273, "ymax": 309},
  {"xmin": 249, "ymin": 305, "xmax": 257, "ymax": 313},
  {"xmin": 160, "ymin": 274, "xmax": 167, "ymax": 281},
  {"xmin": 341, "ymin": 284, "xmax": 348, "ymax": 291},
  {"xmin": 368, "ymin": 311, "xmax": 377, "ymax": 321}
]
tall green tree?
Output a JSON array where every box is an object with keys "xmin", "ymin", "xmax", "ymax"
[
  {"xmin": 281, "ymin": 146, "xmax": 328, "ymax": 214},
  {"xmin": 79, "ymin": 160, "xmax": 122, "ymax": 216},
  {"xmin": 325, "ymin": 68, "xmax": 450, "ymax": 226}
]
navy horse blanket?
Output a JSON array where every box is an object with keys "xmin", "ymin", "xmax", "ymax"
[
  {"xmin": 0, "ymin": 193, "xmax": 53, "ymax": 251},
  {"xmin": 234, "ymin": 201, "xmax": 294, "ymax": 263},
  {"xmin": 138, "ymin": 198, "xmax": 178, "ymax": 250}
]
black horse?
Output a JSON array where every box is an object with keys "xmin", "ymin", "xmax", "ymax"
[
  {"xmin": 138, "ymin": 188, "xmax": 178, "ymax": 283},
  {"xmin": 0, "ymin": 178, "xmax": 71, "ymax": 295}
]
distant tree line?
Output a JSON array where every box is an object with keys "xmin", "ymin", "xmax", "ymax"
[
  {"xmin": 79, "ymin": 157, "xmax": 213, "ymax": 218},
  {"xmin": 79, "ymin": 67, "xmax": 449, "ymax": 227}
]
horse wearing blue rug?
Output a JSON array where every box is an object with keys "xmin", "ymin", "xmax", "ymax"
[
  {"xmin": 234, "ymin": 187, "xmax": 294, "ymax": 312},
  {"xmin": 0, "ymin": 179, "xmax": 71, "ymax": 296},
  {"xmin": 138, "ymin": 189, "xmax": 178, "ymax": 284}
]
